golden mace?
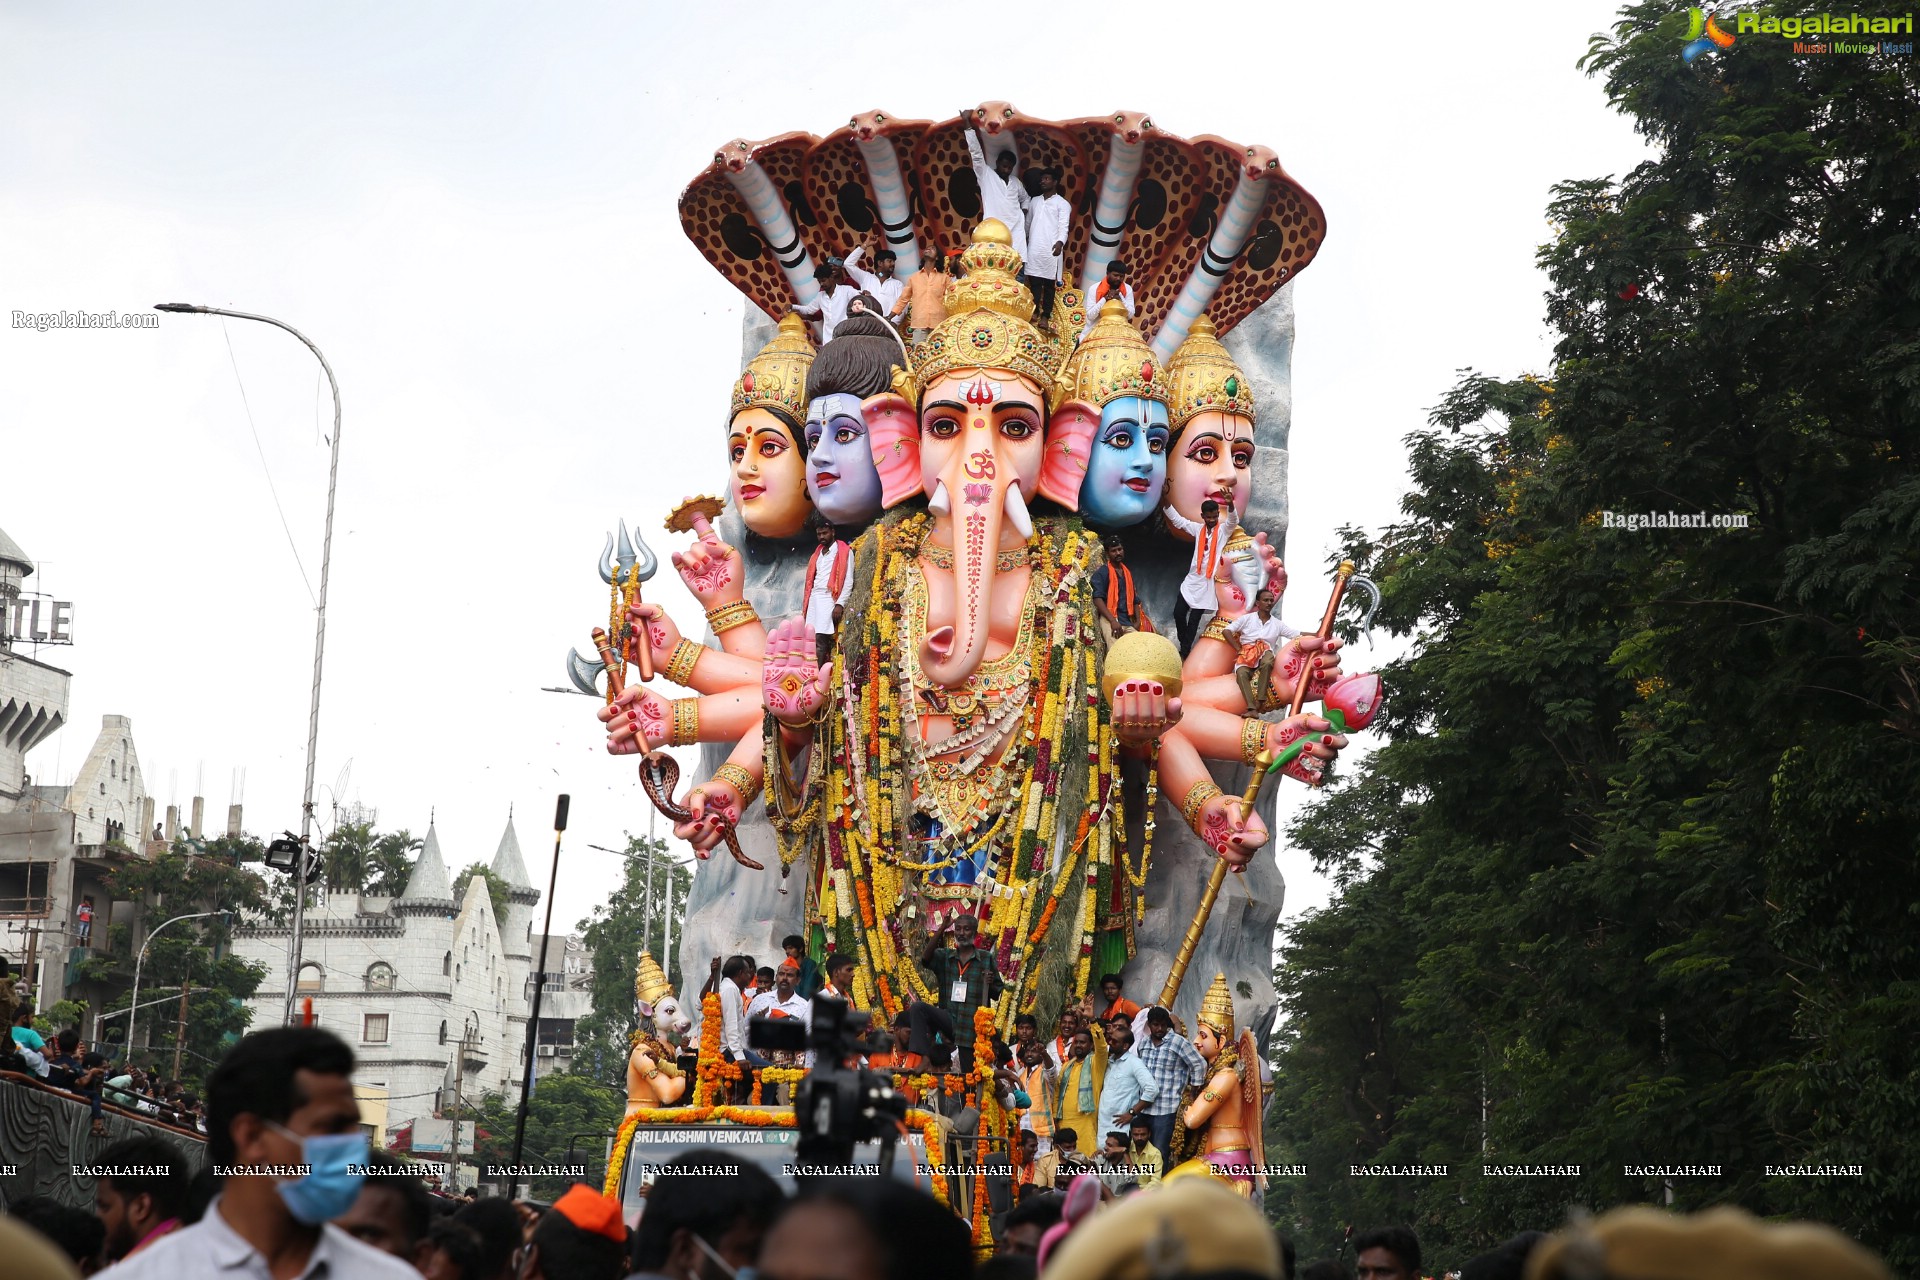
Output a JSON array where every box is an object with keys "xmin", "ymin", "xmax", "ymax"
[{"xmin": 1158, "ymin": 561, "xmax": 1356, "ymax": 1010}]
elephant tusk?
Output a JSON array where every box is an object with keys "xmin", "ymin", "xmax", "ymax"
[
  {"xmin": 928, "ymin": 479, "xmax": 952, "ymax": 517},
  {"xmin": 1004, "ymin": 483, "xmax": 1034, "ymax": 539}
]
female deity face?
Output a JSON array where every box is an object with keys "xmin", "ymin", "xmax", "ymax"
[
  {"xmin": 1193, "ymin": 1022, "xmax": 1223, "ymax": 1062},
  {"xmin": 804, "ymin": 393, "xmax": 885, "ymax": 526},
  {"xmin": 728, "ymin": 407, "xmax": 811, "ymax": 538},
  {"xmin": 1166, "ymin": 411, "xmax": 1255, "ymax": 526},
  {"xmin": 1078, "ymin": 395, "xmax": 1169, "ymax": 528}
]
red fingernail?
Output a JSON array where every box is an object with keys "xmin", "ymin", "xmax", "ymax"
[{"xmin": 1322, "ymin": 735, "xmax": 1334, "ymax": 744}]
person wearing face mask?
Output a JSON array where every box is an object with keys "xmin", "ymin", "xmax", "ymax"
[
  {"xmin": 518, "ymin": 1186, "xmax": 627, "ymax": 1280},
  {"xmin": 625, "ymin": 1152, "xmax": 781, "ymax": 1280},
  {"xmin": 93, "ymin": 1025, "xmax": 417, "ymax": 1280}
]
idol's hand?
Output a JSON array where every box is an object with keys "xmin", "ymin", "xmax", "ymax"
[
  {"xmin": 1272, "ymin": 635, "xmax": 1343, "ymax": 705},
  {"xmin": 1264, "ymin": 713, "xmax": 1347, "ymax": 786},
  {"xmin": 629, "ymin": 601, "xmax": 685, "ymax": 675},
  {"xmin": 1195, "ymin": 792, "xmax": 1269, "ymax": 869},
  {"xmin": 673, "ymin": 778, "xmax": 743, "ymax": 856},
  {"xmin": 673, "ymin": 533, "xmax": 743, "ymax": 609},
  {"xmin": 1252, "ymin": 533, "xmax": 1286, "ymax": 597},
  {"xmin": 1110, "ymin": 679, "xmax": 1183, "ymax": 746},
  {"xmin": 763, "ymin": 617, "xmax": 831, "ymax": 729},
  {"xmin": 599, "ymin": 685, "xmax": 672, "ymax": 754}
]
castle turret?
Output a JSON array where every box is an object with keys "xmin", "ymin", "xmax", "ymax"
[
  {"xmin": 394, "ymin": 818, "xmax": 456, "ymax": 915},
  {"xmin": 489, "ymin": 812, "xmax": 541, "ymax": 1051}
]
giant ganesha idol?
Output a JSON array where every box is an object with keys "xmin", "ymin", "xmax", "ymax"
[{"xmin": 580, "ymin": 104, "xmax": 1366, "ymax": 1038}]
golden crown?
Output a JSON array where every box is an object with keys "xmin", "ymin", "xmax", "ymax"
[
  {"xmin": 1166, "ymin": 313, "xmax": 1256, "ymax": 431},
  {"xmin": 634, "ymin": 951, "xmax": 674, "ymax": 1007},
  {"xmin": 911, "ymin": 220, "xmax": 1061, "ymax": 397},
  {"xmin": 730, "ymin": 312, "xmax": 816, "ymax": 425},
  {"xmin": 1198, "ymin": 972, "xmax": 1236, "ymax": 1037},
  {"xmin": 1053, "ymin": 298, "xmax": 1166, "ymax": 411}
]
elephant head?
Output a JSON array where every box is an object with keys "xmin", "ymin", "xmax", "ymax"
[{"xmin": 908, "ymin": 221, "xmax": 1062, "ymax": 687}]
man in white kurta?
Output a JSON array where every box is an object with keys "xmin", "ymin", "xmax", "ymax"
[
  {"xmin": 792, "ymin": 261, "xmax": 861, "ymax": 343},
  {"xmin": 962, "ymin": 111, "xmax": 1028, "ymax": 262},
  {"xmin": 804, "ymin": 520, "xmax": 854, "ymax": 663},
  {"xmin": 843, "ymin": 244, "xmax": 905, "ymax": 317},
  {"xmin": 1023, "ymin": 168, "xmax": 1072, "ymax": 332}
]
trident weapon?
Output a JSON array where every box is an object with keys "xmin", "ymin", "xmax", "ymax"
[
  {"xmin": 564, "ymin": 519, "xmax": 658, "ymax": 697},
  {"xmin": 1158, "ymin": 560, "xmax": 1360, "ymax": 1010}
]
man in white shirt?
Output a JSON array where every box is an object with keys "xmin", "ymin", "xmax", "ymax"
[
  {"xmin": 1164, "ymin": 498, "xmax": 1239, "ymax": 654},
  {"xmin": 1225, "ymin": 589, "xmax": 1299, "ymax": 710},
  {"xmin": 803, "ymin": 518, "xmax": 854, "ymax": 663},
  {"xmin": 95, "ymin": 1026, "xmax": 416, "ymax": 1280},
  {"xmin": 961, "ymin": 108, "xmax": 1028, "ymax": 262},
  {"xmin": 1081, "ymin": 260, "xmax": 1137, "ymax": 341},
  {"xmin": 1023, "ymin": 167, "xmax": 1072, "ymax": 332},
  {"xmin": 843, "ymin": 245, "xmax": 904, "ymax": 318},
  {"xmin": 747, "ymin": 961, "xmax": 814, "ymax": 1086},
  {"xmin": 791, "ymin": 261, "xmax": 860, "ymax": 343}
]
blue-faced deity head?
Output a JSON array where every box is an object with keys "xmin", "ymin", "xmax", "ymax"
[
  {"xmin": 805, "ymin": 392, "xmax": 885, "ymax": 526},
  {"xmin": 1079, "ymin": 395, "xmax": 1169, "ymax": 527}
]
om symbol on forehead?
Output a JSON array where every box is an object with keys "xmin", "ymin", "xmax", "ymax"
[{"xmin": 964, "ymin": 452, "xmax": 996, "ymax": 480}]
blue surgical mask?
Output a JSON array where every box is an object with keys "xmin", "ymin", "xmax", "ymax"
[
  {"xmin": 693, "ymin": 1232, "xmax": 759, "ymax": 1280},
  {"xmin": 264, "ymin": 1120, "xmax": 367, "ymax": 1224}
]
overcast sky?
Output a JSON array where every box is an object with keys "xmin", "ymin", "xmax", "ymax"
[{"xmin": 1, "ymin": 2, "xmax": 1652, "ymax": 946}]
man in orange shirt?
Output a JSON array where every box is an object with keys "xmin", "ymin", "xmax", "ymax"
[
  {"xmin": 890, "ymin": 252, "xmax": 949, "ymax": 346},
  {"xmin": 1098, "ymin": 973, "xmax": 1142, "ymax": 1024},
  {"xmin": 866, "ymin": 1009, "xmax": 926, "ymax": 1105}
]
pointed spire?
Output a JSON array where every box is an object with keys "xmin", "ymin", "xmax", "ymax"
[
  {"xmin": 399, "ymin": 817, "xmax": 455, "ymax": 905},
  {"xmin": 490, "ymin": 812, "xmax": 532, "ymax": 889}
]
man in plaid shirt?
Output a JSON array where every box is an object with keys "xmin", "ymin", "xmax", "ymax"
[{"xmin": 1131, "ymin": 1005, "xmax": 1207, "ymax": 1157}]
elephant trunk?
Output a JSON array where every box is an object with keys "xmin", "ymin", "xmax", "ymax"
[{"xmin": 920, "ymin": 476, "xmax": 1030, "ymax": 687}]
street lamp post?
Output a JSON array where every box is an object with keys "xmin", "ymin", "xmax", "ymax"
[
  {"xmin": 155, "ymin": 302, "xmax": 342, "ymax": 1027},
  {"xmin": 129, "ymin": 909, "xmax": 228, "ymax": 1055}
]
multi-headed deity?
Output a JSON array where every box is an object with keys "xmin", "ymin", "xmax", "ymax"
[{"xmin": 586, "ymin": 105, "xmax": 1366, "ymax": 1033}]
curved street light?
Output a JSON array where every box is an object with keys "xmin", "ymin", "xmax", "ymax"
[
  {"xmin": 155, "ymin": 302, "xmax": 341, "ymax": 1027},
  {"xmin": 129, "ymin": 909, "xmax": 230, "ymax": 1055}
]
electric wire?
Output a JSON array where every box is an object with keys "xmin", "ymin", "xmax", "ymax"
[{"xmin": 221, "ymin": 319, "xmax": 316, "ymax": 606}]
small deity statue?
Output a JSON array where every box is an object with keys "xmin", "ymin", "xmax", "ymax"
[
  {"xmin": 1168, "ymin": 972, "xmax": 1265, "ymax": 1197},
  {"xmin": 624, "ymin": 951, "xmax": 690, "ymax": 1119},
  {"xmin": 728, "ymin": 313, "xmax": 818, "ymax": 540}
]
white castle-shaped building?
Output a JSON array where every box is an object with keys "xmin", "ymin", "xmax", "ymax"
[{"xmin": 233, "ymin": 812, "xmax": 545, "ymax": 1140}]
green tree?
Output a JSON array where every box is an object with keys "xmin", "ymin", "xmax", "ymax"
[
  {"xmin": 1269, "ymin": 6, "xmax": 1920, "ymax": 1269},
  {"xmin": 368, "ymin": 829, "xmax": 423, "ymax": 897},
  {"xmin": 445, "ymin": 1074, "xmax": 627, "ymax": 1199},
  {"xmin": 570, "ymin": 834, "xmax": 693, "ymax": 1088},
  {"xmin": 322, "ymin": 823, "xmax": 421, "ymax": 895},
  {"xmin": 88, "ymin": 839, "xmax": 271, "ymax": 1088},
  {"xmin": 451, "ymin": 864, "xmax": 512, "ymax": 930}
]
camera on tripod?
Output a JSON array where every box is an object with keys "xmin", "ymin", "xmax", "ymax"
[{"xmin": 749, "ymin": 993, "xmax": 910, "ymax": 1170}]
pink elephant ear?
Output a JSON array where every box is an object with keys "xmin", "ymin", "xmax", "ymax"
[
  {"xmin": 862, "ymin": 392, "xmax": 922, "ymax": 507},
  {"xmin": 1035, "ymin": 1173, "xmax": 1104, "ymax": 1271},
  {"xmin": 1038, "ymin": 400, "xmax": 1097, "ymax": 510}
]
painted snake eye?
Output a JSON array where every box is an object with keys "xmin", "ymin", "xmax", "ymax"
[
  {"xmin": 1002, "ymin": 107, "xmax": 1014, "ymax": 119},
  {"xmin": 849, "ymin": 117, "xmax": 858, "ymax": 128},
  {"xmin": 1142, "ymin": 118, "xmax": 1153, "ymax": 130},
  {"xmin": 875, "ymin": 113, "xmax": 887, "ymax": 124},
  {"xmin": 1114, "ymin": 113, "xmax": 1125, "ymax": 123}
]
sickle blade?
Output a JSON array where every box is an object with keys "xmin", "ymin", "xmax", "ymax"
[{"xmin": 1348, "ymin": 574, "xmax": 1382, "ymax": 647}]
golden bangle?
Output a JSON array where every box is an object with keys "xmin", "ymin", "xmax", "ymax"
[
  {"xmin": 670, "ymin": 698, "xmax": 700, "ymax": 747},
  {"xmin": 1180, "ymin": 780, "xmax": 1223, "ymax": 829},
  {"xmin": 665, "ymin": 638, "xmax": 705, "ymax": 686},
  {"xmin": 706, "ymin": 600, "xmax": 759, "ymax": 634},
  {"xmin": 1239, "ymin": 717, "xmax": 1267, "ymax": 765},
  {"xmin": 713, "ymin": 762, "xmax": 763, "ymax": 808},
  {"xmin": 1200, "ymin": 617, "xmax": 1234, "ymax": 646}
]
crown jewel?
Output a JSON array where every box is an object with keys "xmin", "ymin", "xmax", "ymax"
[
  {"xmin": 1198, "ymin": 972, "xmax": 1236, "ymax": 1037},
  {"xmin": 730, "ymin": 313, "xmax": 816, "ymax": 425},
  {"xmin": 1166, "ymin": 314, "xmax": 1256, "ymax": 431},
  {"xmin": 634, "ymin": 951, "xmax": 674, "ymax": 1006},
  {"xmin": 1053, "ymin": 298, "xmax": 1168, "ymax": 411},
  {"xmin": 912, "ymin": 221, "xmax": 1062, "ymax": 398}
]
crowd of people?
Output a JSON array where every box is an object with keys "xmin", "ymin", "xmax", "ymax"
[
  {"xmin": 0, "ymin": 1014, "xmax": 1896, "ymax": 1279},
  {"xmin": 787, "ymin": 112, "xmax": 1137, "ymax": 353}
]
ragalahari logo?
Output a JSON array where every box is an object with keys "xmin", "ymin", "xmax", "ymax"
[{"xmin": 1682, "ymin": 8, "xmax": 1739, "ymax": 59}]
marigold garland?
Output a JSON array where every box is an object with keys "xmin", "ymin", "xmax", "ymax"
[{"xmin": 602, "ymin": 1111, "xmax": 643, "ymax": 1198}]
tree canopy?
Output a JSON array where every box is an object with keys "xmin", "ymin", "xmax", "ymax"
[
  {"xmin": 1267, "ymin": 4, "xmax": 1918, "ymax": 1270},
  {"xmin": 570, "ymin": 833, "xmax": 692, "ymax": 1088}
]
